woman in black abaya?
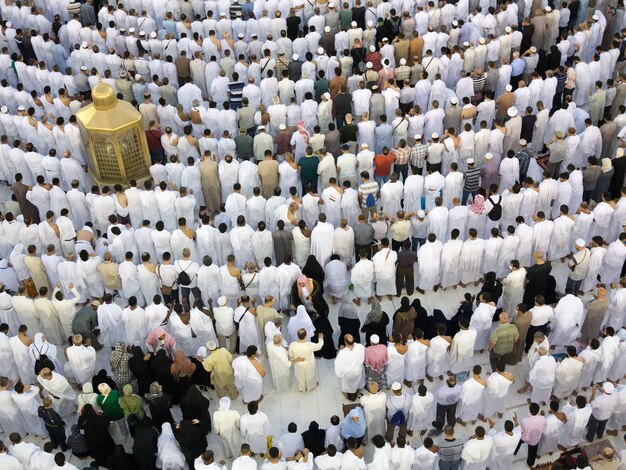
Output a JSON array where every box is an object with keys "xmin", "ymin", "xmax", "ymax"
[
  {"xmin": 180, "ymin": 385, "xmax": 212, "ymax": 432},
  {"xmin": 77, "ymin": 404, "xmax": 115, "ymax": 467},
  {"xmin": 128, "ymin": 346, "xmax": 154, "ymax": 396},
  {"xmin": 150, "ymin": 348, "xmax": 177, "ymax": 400},
  {"xmin": 311, "ymin": 311, "xmax": 337, "ymax": 359},
  {"xmin": 174, "ymin": 419, "xmax": 208, "ymax": 469},
  {"xmin": 361, "ymin": 300, "xmax": 389, "ymax": 345},
  {"xmin": 338, "ymin": 299, "xmax": 361, "ymax": 347},
  {"xmin": 302, "ymin": 255, "xmax": 326, "ymax": 293},
  {"xmin": 133, "ymin": 417, "xmax": 158, "ymax": 470}
]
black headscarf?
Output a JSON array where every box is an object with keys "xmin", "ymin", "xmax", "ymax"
[
  {"xmin": 92, "ymin": 369, "xmax": 118, "ymax": 394},
  {"xmin": 106, "ymin": 445, "xmax": 136, "ymax": 470},
  {"xmin": 128, "ymin": 346, "xmax": 154, "ymax": 396},
  {"xmin": 546, "ymin": 45, "xmax": 561, "ymax": 72},
  {"xmin": 411, "ymin": 298, "xmax": 429, "ymax": 334},
  {"xmin": 478, "ymin": 272, "xmax": 503, "ymax": 307},
  {"xmin": 150, "ymin": 349, "xmax": 176, "ymax": 397},
  {"xmin": 303, "ymin": 255, "xmax": 325, "ymax": 290}
]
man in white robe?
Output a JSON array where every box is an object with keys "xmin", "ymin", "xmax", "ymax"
[
  {"xmin": 548, "ymin": 291, "xmax": 584, "ymax": 347},
  {"xmin": 450, "ymin": 319, "xmax": 477, "ymax": 374},
  {"xmin": 11, "ymin": 290, "xmax": 40, "ymax": 336},
  {"xmin": 230, "ymin": 219, "xmax": 255, "ymax": 269},
  {"xmin": 548, "ymin": 208, "xmax": 576, "ymax": 261},
  {"xmin": 351, "ymin": 251, "xmax": 374, "ymax": 305},
  {"xmin": 594, "ymin": 330, "xmax": 620, "ymax": 383},
  {"xmin": 321, "ymin": 181, "xmax": 343, "ymax": 227},
  {"xmin": 439, "ymin": 229, "xmax": 463, "ymax": 289},
  {"xmin": 470, "ymin": 293, "xmax": 496, "ymax": 352},
  {"xmin": 65, "ymin": 334, "xmax": 97, "ymax": 385},
  {"xmin": 380, "ymin": 175, "xmax": 404, "ymax": 215},
  {"xmin": 334, "ymin": 334, "xmax": 366, "ymax": 400},
  {"xmin": 487, "ymin": 418, "xmax": 521, "ymax": 470},
  {"xmin": 359, "ymin": 382, "xmax": 387, "ymax": 439},
  {"xmin": 460, "ymin": 426, "xmax": 493, "ymax": 469},
  {"xmin": 232, "ymin": 347, "xmax": 265, "ymax": 404},
  {"xmin": 10, "ymin": 382, "xmax": 47, "ymax": 437},
  {"xmin": 553, "ymin": 346, "xmax": 585, "ymax": 400},
  {"xmin": 310, "ymin": 214, "xmax": 335, "ymax": 266},
  {"xmin": 51, "ymin": 284, "xmax": 81, "ymax": 339},
  {"xmin": 37, "ymin": 368, "xmax": 77, "ymax": 416},
  {"xmin": 0, "ymin": 378, "xmax": 28, "ymax": 437},
  {"xmin": 323, "ymin": 257, "xmax": 350, "ymax": 301},
  {"xmin": 267, "ymin": 334, "xmax": 302, "ymax": 392},
  {"xmin": 427, "ymin": 197, "xmax": 449, "ymax": 242},
  {"xmin": 459, "ymin": 229, "xmax": 485, "ymax": 285},
  {"xmin": 276, "ymin": 260, "xmax": 301, "ymax": 312},
  {"xmin": 372, "ymin": 239, "xmax": 397, "ymax": 297},
  {"xmin": 239, "ymin": 402, "xmax": 272, "ymax": 455},
  {"xmin": 458, "ymin": 366, "xmax": 486, "ymax": 424},
  {"xmin": 559, "ymin": 396, "xmax": 593, "ymax": 448},
  {"xmin": 119, "ymin": 254, "xmax": 145, "ymax": 305},
  {"xmin": 529, "ymin": 348, "xmax": 557, "ymax": 404}
]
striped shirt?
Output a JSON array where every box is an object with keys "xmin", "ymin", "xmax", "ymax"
[
  {"xmin": 437, "ymin": 436, "xmax": 465, "ymax": 462},
  {"xmin": 228, "ymin": 80, "xmax": 244, "ymax": 106},
  {"xmin": 358, "ymin": 181, "xmax": 379, "ymax": 208},
  {"xmin": 410, "ymin": 143, "xmax": 428, "ymax": 168},
  {"xmin": 463, "ymin": 167, "xmax": 481, "ymax": 191},
  {"xmin": 472, "ymin": 74, "xmax": 486, "ymax": 93}
]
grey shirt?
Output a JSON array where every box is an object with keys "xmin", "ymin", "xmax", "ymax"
[{"xmin": 354, "ymin": 223, "xmax": 374, "ymax": 245}]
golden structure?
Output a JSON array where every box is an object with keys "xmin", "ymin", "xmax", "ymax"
[{"xmin": 76, "ymin": 80, "xmax": 151, "ymax": 185}]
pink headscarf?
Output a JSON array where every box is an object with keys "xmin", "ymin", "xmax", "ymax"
[
  {"xmin": 297, "ymin": 121, "xmax": 310, "ymax": 144},
  {"xmin": 145, "ymin": 327, "xmax": 176, "ymax": 356},
  {"xmin": 297, "ymin": 274, "xmax": 313, "ymax": 292},
  {"xmin": 470, "ymin": 194, "xmax": 485, "ymax": 214}
]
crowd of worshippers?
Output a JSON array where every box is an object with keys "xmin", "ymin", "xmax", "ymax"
[{"xmin": 0, "ymin": 270, "xmax": 624, "ymax": 468}]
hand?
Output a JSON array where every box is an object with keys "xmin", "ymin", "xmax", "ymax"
[
  {"xmin": 318, "ymin": 333, "xmax": 324, "ymax": 339},
  {"xmin": 56, "ymin": 282, "xmax": 61, "ymax": 288},
  {"xmin": 192, "ymin": 419, "xmax": 200, "ymax": 424},
  {"xmin": 68, "ymin": 282, "xmax": 74, "ymax": 289}
]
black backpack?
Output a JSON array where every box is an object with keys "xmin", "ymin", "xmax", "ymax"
[
  {"xmin": 34, "ymin": 354, "xmax": 55, "ymax": 375},
  {"xmin": 177, "ymin": 262, "xmax": 191, "ymax": 286},
  {"xmin": 487, "ymin": 196, "xmax": 502, "ymax": 221}
]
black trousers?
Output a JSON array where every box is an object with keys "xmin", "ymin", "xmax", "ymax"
[
  {"xmin": 433, "ymin": 402, "xmax": 457, "ymax": 429},
  {"xmin": 514, "ymin": 438, "xmax": 538, "ymax": 467},
  {"xmin": 180, "ymin": 286, "xmax": 201, "ymax": 308},
  {"xmin": 586, "ymin": 414, "xmax": 608, "ymax": 441},
  {"xmin": 46, "ymin": 424, "xmax": 68, "ymax": 451}
]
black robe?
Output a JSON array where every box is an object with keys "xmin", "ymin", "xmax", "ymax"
[
  {"xmin": 133, "ymin": 418, "xmax": 158, "ymax": 470},
  {"xmin": 312, "ymin": 315, "xmax": 337, "ymax": 359},
  {"xmin": 361, "ymin": 312, "xmax": 390, "ymax": 346},
  {"xmin": 174, "ymin": 419, "xmax": 208, "ymax": 469},
  {"xmin": 338, "ymin": 316, "xmax": 361, "ymax": 347},
  {"xmin": 150, "ymin": 349, "xmax": 177, "ymax": 400},
  {"xmin": 302, "ymin": 427, "xmax": 326, "ymax": 456},
  {"xmin": 78, "ymin": 413, "xmax": 115, "ymax": 467},
  {"xmin": 523, "ymin": 262, "xmax": 552, "ymax": 308},
  {"xmin": 144, "ymin": 393, "xmax": 174, "ymax": 430},
  {"xmin": 128, "ymin": 347, "xmax": 155, "ymax": 396},
  {"xmin": 180, "ymin": 386, "xmax": 212, "ymax": 432}
]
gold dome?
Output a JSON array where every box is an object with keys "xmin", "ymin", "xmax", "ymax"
[{"xmin": 91, "ymin": 81, "xmax": 117, "ymax": 110}]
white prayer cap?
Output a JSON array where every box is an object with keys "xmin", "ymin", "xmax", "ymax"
[
  {"xmin": 391, "ymin": 382, "xmax": 402, "ymax": 391},
  {"xmin": 81, "ymin": 41, "xmax": 88, "ymax": 48},
  {"xmin": 485, "ymin": 152, "xmax": 493, "ymax": 160},
  {"xmin": 293, "ymin": 54, "xmax": 299, "ymax": 61},
  {"xmin": 220, "ymin": 11, "xmax": 226, "ymax": 17},
  {"xmin": 431, "ymin": 132, "xmax": 439, "ymax": 139},
  {"xmin": 317, "ymin": 47, "xmax": 324, "ymax": 55},
  {"xmin": 479, "ymin": 37, "xmax": 485, "ymax": 44},
  {"xmin": 382, "ymin": 37, "xmax": 389, "ymax": 42},
  {"xmin": 530, "ymin": 46, "xmax": 537, "ymax": 53},
  {"xmin": 417, "ymin": 210, "xmax": 425, "ymax": 218},
  {"xmin": 592, "ymin": 14, "xmax": 599, "ymax": 20},
  {"xmin": 325, "ymin": 26, "xmax": 331, "ymax": 32},
  {"xmin": 545, "ymin": 5, "xmax": 552, "ymax": 11},
  {"xmin": 323, "ymin": 92, "xmax": 330, "ymax": 100},
  {"xmin": 603, "ymin": 382, "xmax": 615, "ymax": 394},
  {"xmin": 450, "ymin": 97, "xmax": 458, "ymax": 104},
  {"xmin": 5, "ymin": 22, "xmax": 11, "ymax": 28},
  {"xmin": 351, "ymin": 21, "xmax": 357, "ymax": 27},
  {"xmin": 367, "ymin": 20, "xmax": 373, "ymax": 26},
  {"xmin": 238, "ymin": 33, "xmax": 244, "ymax": 38},
  {"xmin": 467, "ymin": 158, "xmax": 475, "ymax": 164},
  {"xmin": 139, "ymin": 31, "xmax": 146, "ymax": 36},
  {"xmin": 575, "ymin": 239, "xmax": 586, "ymax": 247},
  {"xmin": 507, "ymin": 107, "xmax": 518, "ymax": 117},
  {"xmin": 452, "ymin": 20, "xmax": 458, "ymax": 26},
  {"xmin": 135, "ymin": 74, "xmax": 142, "ymax": 80},
  {"xmin": 463, "ymin": 41, "xmax": 469, "ymax": 47},
  {"xmin": 150, "ymin": 32, "xmax": 157, "ymax": 38},
  {"xmin": 129, "ymin": 27, "xmax": 136, "ymax": 33},
  {"xmin": 618, "ymin": 148, "xmax": 625, "ymax": 157},
  {"xmin": 369, "ymin": 45, "xmax": 376, "ymax": 52},
  {"xmin": 273, "ymin": 96, "xmax": 280, "ymax": 104},
  {"xmin": 120, "ymin": 71, "xmax": 127, "ymax": 77},
  {"xmin": 519, "ymin": 139, "xmax": 527, "ymax": 146},
  {"xmin": 1, "ymin": 106, "xmax": 8, "ymax": 114},
  {"xmin": 360, "ymin": 143, "xmax": 369, "ymax": 148},
  {"xmin": 414, "ymin": 134, "xmax": 422, "ymax": 140},
  {"xmin": 279, "ymin": 124, "xmax": 286, "ymax": 130},
  {"xmin": 206, "ymin": 340, "xmax": 217, "ymax": 351},
  {"xmin": 505, "ymin": 26, "xmax": 512, "ymax": 33},
  {"xmin": 258, "ymin": 125, "xmax": 266, "ymax": 131},
  {"xmin": 370, "ymin": 334, "xmax": 379, "ymax": 344},
  {"xmin": 217, "ymin": 296, "xmax": 228, "ymax": 306},
  {"xmin": 505, "ymin": 84, "xmax": 512, "ymax": 92},
  {"xmin": 251, "ymin": 33, "xmax": 258, "ymax": 37},
  {"xmin": 80, "ymin": 65, "xmax": 87, "ymax": 71},
  {"xmin": 17, "ymin": 105, "xmax": 25, "ymax": 111},
  {"xmin": 400, "ymin": 58, "xmax": 406, "ymax": 65},
  {"xmin": 328, "ymin": 2, "xmax": 335, "ymax": 6},
  {"xmin": 196, "ymin": 346, "xmax": 208, "ymax": 358}
]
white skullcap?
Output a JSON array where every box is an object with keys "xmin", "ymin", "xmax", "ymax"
[
  {"xmin": 603, "ymin": 382, "xmax": 615, "ymax": 394},
  {"xmin": 238, "ymin": 33, "xmax": 244, "ymax": 38},
  {"xmin": 139, "ymin": 31, "xmax": 146, "ymax": 36},
  {"xmin": 417, "ymin": 210, "xmax": 425, "ymax": 218},
  {"xmin": 206, "ymin": 340, "xmax": 217, "ymax": 350},
  {"xmin": 450, "ymin": 97, "xmax": 458, "ymax": 104},
  {"xmin": 505, "ymin": 84, "xmax": 513, "ymax": 92},
  {"xmin": 479, "ymin": 37, "xmax": 485, "ymax": 44},
  {"xmin": 391, "ymin": 382, "xmax": 402, "ymax": 391},
  {"xmin": 0, "ymin": 106, "xmax": 6, "ymax": 113},
  {"xmin": 218, "ymin": 296, "xmax": 228, "ymax": 306},
  {"xmin": 17, "ymin": 105, "xmax": 25, "ymax": 111},
  {"xmin": 81, "ymin": 41, "xmax": 88, "ymax": 48},
  {"xmin": 485, "ymin": 152, "xmax": 493, "ymax": 159},
  {"xmin": 467, "ymin": 158, "xmax": 475, "ymax": 164},
  {"xmin": 129, "ymin": 27, "xmax": 136, "ymax": 33},
  {"xmin": 519, "ymin": 139, "xmax": 527, "ymax": 146},
  {"xmin": 382, "ymin": 37, "xmax": 389, "ymax": 42},
  {"xmin": 370, "ymin": 334, "xmax": 379, "ymax": 344},
  {"xmin": 545, "ymin": 5, "xmax": 552, "ymax": 11},
  {"xmin": 367, "ymin": 20, "xmax": 373, "ymax": 26},
  {"xmin": 351, "ymin": 21, "xmax": 357, "ymax": 27},
  {"xmin": 279, "ymin": 124, "xmax": 286, "ymax": 130},
  {"xmin": 431, "ymin": 132, "xmax": 439, "ymax": 139},
  {"xmin": 366, "ymin": 61, "xmax": 373, "ymax": 68},
  {"xmin": 575, "ymin": 239, "xmax": 586, "ymax": 247},
  {"xmin": 530, "ymin": 46, "xmax": 537, "ymax": 53},
  {"xmin": 317, "ymin": 47, "xmax": 324, "ymax": 55},
  {"xmin": 369, "ymin": 45, "xmax": 376, "ymax": 52},
  {"xmin": 325, "ymin": 26, "xmax": 330, "ymax": 32},
  {"xmin": 463, "ymin": 41, "xmax": 469, "ymax": 47},
  {"xmin": 507, "ymin": 107, "xmax": 518, "ymax": 117},
  {"xmin": 293, "ymin": 54, "xmax": 299, "ymax": 61},
  {"xmin": 400, "ymin": 58, "xmax": 406, "ymax": 65},
  {"xmin": 414, "ymin": 134, "xmax": 422, "ymax": 140},
  {"xmin": 505, "ymin": 26, "xmax": 512, "ymax": 33},
  {"xmin": 592, "ymin": 14, "xmax": 599, "ymax": 20},
  {"xmin": 150, "ymin": 32, "xmax": 157, "ymax": 38}
]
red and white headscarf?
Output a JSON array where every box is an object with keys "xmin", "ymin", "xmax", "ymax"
[{"xmin": 296, "ymin": 121, "xmax": 310, "ymax": 144}]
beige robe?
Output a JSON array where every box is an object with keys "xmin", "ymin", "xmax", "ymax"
[
  {"xmin": 23, "ymin": 255, "xmax": 50, "ymax": 291},
  {"xmin": 199, "ymin": 160, "xmax": 221, "ymax": 213}
]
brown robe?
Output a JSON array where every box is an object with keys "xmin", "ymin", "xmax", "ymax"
[
  {"xmin": 509, "ymin": 312, "xmax": 532, "ymax": 365},
  {"xmin": 580, "ymin": 297, "xmax": 609, "ymax": 344},
  {"xmin": 199, "ymin": 159, "xmax": 221, "ymax": 213},
  {"xmin": 11, "ymin": 182, "xmax": 40, "ymax": 223},
  {"xmin": 258, "ymin": 159, "xmax": 279, "ymax": 199}
]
